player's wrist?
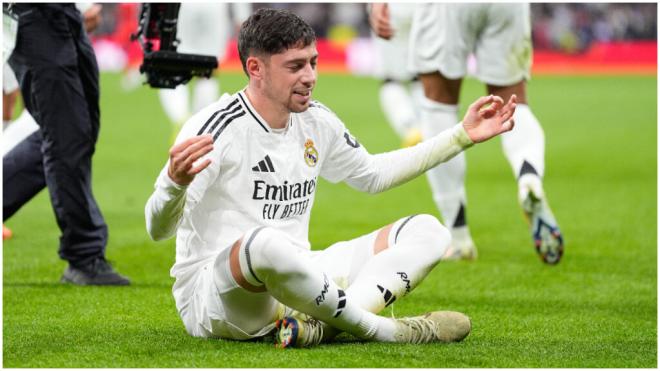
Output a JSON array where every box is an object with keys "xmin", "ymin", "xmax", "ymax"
[
  {"xmin": 163, "ymin": 171, "xmax": 189, "ymax": 193},
  {"xmin": 454, "ymin": 123, "xmax": 474, "ymax": 149}
]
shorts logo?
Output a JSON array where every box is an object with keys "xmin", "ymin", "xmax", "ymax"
[{"xmin": 304, "ymin": 139, "xmax": 318, "ymax": 167}]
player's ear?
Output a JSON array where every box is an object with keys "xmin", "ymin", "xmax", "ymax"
[{"xmin": 246, "ymin": 56, "xmax": 263, "ymax": 80}]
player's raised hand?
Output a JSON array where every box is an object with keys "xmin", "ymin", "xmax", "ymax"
[
  {"xmin": 462, "ymin": 94, "xmax": 517, "ymax": 143},
  {"xmin": 168, "ymin": 135, "xmax": 214, "ymax": 186},
  {"xmin": 369, "ymin": 3, "xmax": 394, "ymax": 40}
]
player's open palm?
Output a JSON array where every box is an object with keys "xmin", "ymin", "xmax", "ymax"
[
  {"xmin": 462, "ymin": 94, "xmax": 517, "ymax": 143},
  {"xmin": 168, "ymin": 135, "xmax": 214, "ymax": 186}
]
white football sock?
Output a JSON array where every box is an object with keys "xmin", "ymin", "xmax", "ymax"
[
  {"xmin": 379, "ymin": 81, "xmax": 419, "ymax": 138},
  {"xmin": 501, "ymin": 104, "xmax": 546, "ymax": 179},
  {"xmin": 420, "ymin": 96, "xmax": 469, "ymax": 229},
  {"xmin": 158, "ymin": 85, "xmax": 190, "ymax": 125},
  {"xmin": 410, "ymin": 80, "xmax": 425, "ymax": 114},
  {"xmin": 192, "ymin": 78, "xmax": 220, "ymax": 114},
  {"xmin": 345, "ymin": 214, "xmax": 451, "ymax": 315},
  {"xmin": 245, "ymin": 227, "xmax": 393, "ymax": 340}
]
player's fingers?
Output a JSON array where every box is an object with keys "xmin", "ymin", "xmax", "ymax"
[
  {"xmin": 508, "ymin": 94, "xmax": 518, "ymax": 106},
  {"xmin": 177, "ymin": 135, "xmax": 214, "ymax": 160},
  {"xmin": 469, "ymin": 95, "xmax": 495, "ymax": 113},
  {"xmin": 188, "ymin": 158, "xmax": 212, "ymax": 176},
  {"xmin": 181, "ymin": 144, "xmax": 214, "ymax": 169},
  {"xmin": 170, "ymin": 135, "xmax": 213, "ymax": 156},
  {"xmin": 498, "ymin": 103, "xmax": 516, "ymax": 125}
]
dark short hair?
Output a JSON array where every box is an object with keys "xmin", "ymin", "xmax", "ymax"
[{"xmin": 238, "ymin": 8, "xmax": 316, "ymax": 76}]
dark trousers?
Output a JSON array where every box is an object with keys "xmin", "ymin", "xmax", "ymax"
[{"xmin": 4, "ymin": 4, "xmax": 107, "ymax": 266}]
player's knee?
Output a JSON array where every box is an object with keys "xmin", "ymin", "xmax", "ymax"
[
  {"xmin": 247, "ymin": 227, "xmax": 302, "ymax": 275},
  {"xmin": 406, "ymin": 214, "xmax": 451, "ymax": 261}
]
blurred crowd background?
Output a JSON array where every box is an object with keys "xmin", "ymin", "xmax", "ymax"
[{"xmin": 93, "ymin": 3, "xmax": 657, "ymax": 52}]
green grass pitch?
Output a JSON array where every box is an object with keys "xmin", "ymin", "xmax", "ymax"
[{"xmin": 3, "ymin": 71, "xmax": 656, "ymax": 367}]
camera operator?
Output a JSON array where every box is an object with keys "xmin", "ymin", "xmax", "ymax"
[{"xmin": 4, "ymin": 3, "xmax": 130, "ymax": 285}]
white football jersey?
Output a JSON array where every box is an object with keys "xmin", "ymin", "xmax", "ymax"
[{"xmin": 153, "ymin": 89, "xmax": 373, "ymax": 311}]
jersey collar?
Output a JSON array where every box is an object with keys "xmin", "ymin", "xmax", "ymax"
[{"xmin": 238, "ymin": 89, "xmax": 294, "ymax": 134}]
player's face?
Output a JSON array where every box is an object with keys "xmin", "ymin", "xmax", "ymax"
[{"xmin": 263, "ymin": 43, "xmax": 318, "ymax": 113}]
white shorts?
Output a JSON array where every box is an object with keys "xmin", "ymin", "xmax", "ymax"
[
  {"xmin": 180, "ymin": 218, "xmax": 410, "ymax": 340},
  {"xmin": 372, "ymin": 3, "xmax": 418, "ymax": 81},
  {"xmin": 408, "ymin": 3, "xmax": 532, "ymax": 86}
]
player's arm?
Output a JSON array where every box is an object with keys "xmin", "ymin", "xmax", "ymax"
[
  {"xmin": 345, "ymin": 95, "xmax": 516, "ymax": 193},
  {"xmin": 145, "ymin": 135, "xmax": 214, "ymax": 241}
]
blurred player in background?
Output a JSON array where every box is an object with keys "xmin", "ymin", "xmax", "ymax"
[
  {"xmin": 146, "ymin": 8, "xmax": 517, "ymax": 348},
  {"xmin": 158, "ymin": 3, "xmax": 251, "ymax": 135},
  {"xmin": 368, "ymin": 3, "xmax": 423, "ymax": 148},
  {"xmin": 372, "ymin": 3, "xmax": 564, "ymax": 264},
  {"xmin": 4, "ymin": 3, "xmax": 130, "ymax": 284}
]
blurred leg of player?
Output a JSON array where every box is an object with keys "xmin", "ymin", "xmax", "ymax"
[
  {"xmin": 192, "ymin": 78, "xmax": 220, "ymax": 114},
  {"xmin": 474, "ymin": 4, "xmax": 564, "ymax": 264},
  {"xmin": 373, "ymin": 3, "xmax": 422, "ymax": 148},
  {"xmin": 418, "ymin": 72, "xmax": 476, "ymax": 260},
  {"xmin": 158, "ymin": 85, "xmax": 190, "ymax": 127},
  {"xmin": 408, "ymin": 3, "xmax": 477, "ymax": 260},
  {"xmin": 158, "ymin": 3, "xmax": 233, "ymax": 139}
]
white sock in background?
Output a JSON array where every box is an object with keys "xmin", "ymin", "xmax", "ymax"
[
  {"xmin": 192, "ymin": 78, "xmax": 220, "ymax": 114},
  {"xmin": 501, "ymin": 103, "xmax": 547, "ymax": 205},
  {"xmin": 420, "ymin": 96, "xmax": 469, "ymax": 230},
  {"xmin": 500, "ymin": 103, "xmax": 546, "ymax": 179},
  {"xmin": 379, "ymin": 81, "xmax": 419, "ymax": 138},
  {"xmin": 158, "ymin": 84, "xmax": 190, "ymax": 125}
]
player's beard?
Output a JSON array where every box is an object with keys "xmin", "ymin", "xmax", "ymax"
[{"xmin": 289, "ymin": 87, "xmax": 313, "ymax": 113}]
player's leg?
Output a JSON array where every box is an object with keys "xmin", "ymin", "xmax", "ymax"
[
  {"xmin": 192, "ymin": 78, "xmax": 220, "ymax": 114},
  {"xmin": 219, "ymin": 227, "xmax": 396, "ymax": 345},
  {"xmin": 378, "ymin": 78, "xmax": 422, "ymax": 147},
  {"xmin": 478, "ymin": 3, "xmax": 563, "ymax": 264},
  {"xmin": 342, "ymin": 214, "xmax": 453, "ymax": 312},
  {"xmin": 409, "ymin": 3, "xmax": 477, "ymax": 260},
  {"xmin": 158, "ymin": 85, "xmax": 191, "ymax": 128},
  {"xmin": 299, "ymin": 215, "xmax": 470, "ymax": 345},
  {"xmin": 418, "ymin": 72, "xmax": 476, "ymax": 260},
  {"xmin": 373, "ymin": 4, "xmax": 422, "ymax": 148},
  {"xmin": 221, "ymin": 226, "xmax": 470, "ymax": 347},
  {"xmin": 178, "ymin": 3, "xmax": 227, "ymax": 116},
  {"xmin": 487, "ymin": 82, "xmax": 563, "ymax": 264}
]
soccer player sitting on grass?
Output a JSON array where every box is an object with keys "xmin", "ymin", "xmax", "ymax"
[{"xmin": 145, "ymin": 8, "xmax": 516, "ymax": 347}]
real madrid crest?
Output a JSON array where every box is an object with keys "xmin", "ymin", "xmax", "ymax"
[{"xmin": 304, "ymin": 139, "xmax": 318, "ymax": 167}]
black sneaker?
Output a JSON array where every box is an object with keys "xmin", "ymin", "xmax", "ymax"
[{"xmin": 61, "ymin": 257, "xmax": 131, "ymax": 286}]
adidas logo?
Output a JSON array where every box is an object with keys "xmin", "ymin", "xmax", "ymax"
[
  {"xmin": 377, "ymin": 284, "xmax": 396, "ymax": 307},
  {"xmin": 252, "ymin": 155, "xmax": 275, "ymax": 172}
]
